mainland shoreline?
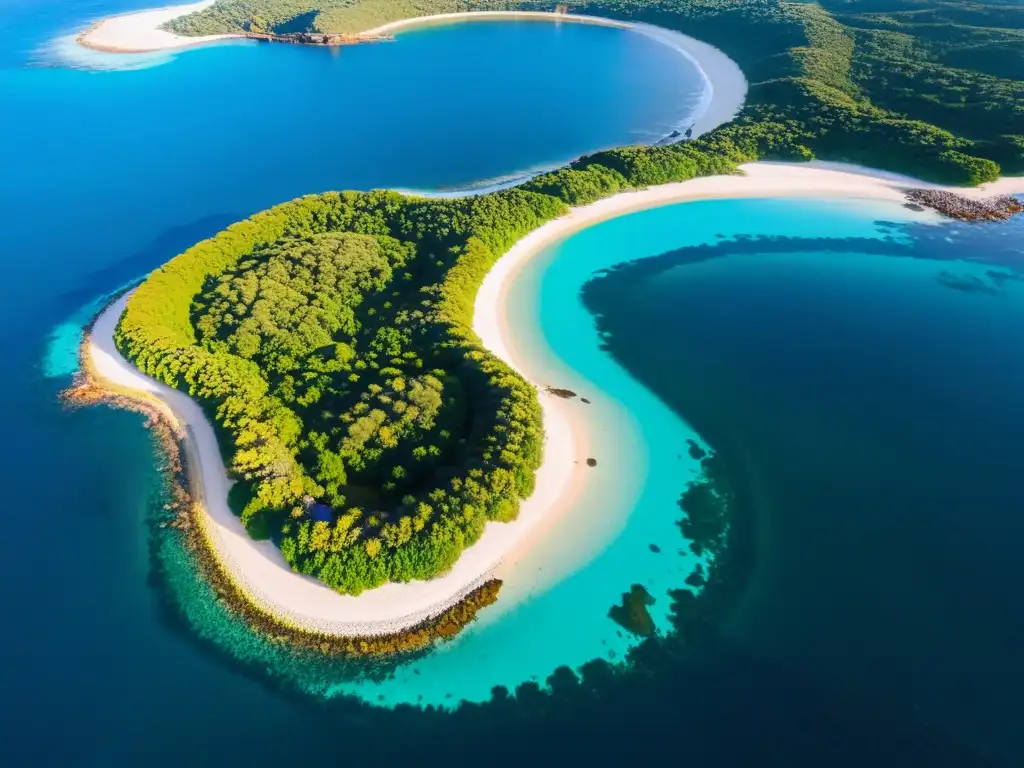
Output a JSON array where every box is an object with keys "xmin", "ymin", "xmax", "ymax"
[
  {"xmin": 73, "ymin": 5, "xmax": 747, "ymax": 137},
  {"xmin": 76, "ymin": 5, "xmax": 651, "ymax": 54},
  {"xmin": 79, "ymin": 162, "xmax": 1024, "ymax": 640}
]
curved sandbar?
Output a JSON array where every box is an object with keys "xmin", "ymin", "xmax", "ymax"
[
  {"xmin": 77, "ymin": 1, "xmax": 243, "ymax": 53},
  {"xmin": 85, "ymin": 163, "xmax": 1024, "ymax": 638}
]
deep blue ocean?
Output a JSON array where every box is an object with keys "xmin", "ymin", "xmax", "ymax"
[{"xmin": 1, "ymin": 1, "xmax": 1022, "ymax": 765}]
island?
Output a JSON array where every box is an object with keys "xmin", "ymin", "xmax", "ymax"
[{"xmin": 70, "ymin": 0, "xmax": 1023, "ymax": 654}]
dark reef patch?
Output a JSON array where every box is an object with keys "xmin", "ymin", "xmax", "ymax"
[
  {"xmin": 578, "ymin": 206, "xmax": 1024, "ymax": 763},
  {"xmin": 686, "ymin": 438, "xmax": 707, "ymax": 460},
  {"xmin": 936, "ymin": 268, "xmax": 1022, "ymax": 295},
  {"xmin": 545, "ymin": 386, "xmax": 579, "ymax": 399},
  {"xmin": 609, "ymin": 584, "xmax": 657, "ymax": 637}
]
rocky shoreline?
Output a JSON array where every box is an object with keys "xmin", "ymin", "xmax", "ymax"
[
  {"xmin": 905, "ymin": 188, "xmax": 1024, "ymax": 221},
  {"xmin": 247, "ymin": 30, "xmax": 394, "ymax": 47}
]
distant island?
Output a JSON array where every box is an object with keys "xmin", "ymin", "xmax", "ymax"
[{"xmin": 72, "ymin": 0, "xmax": 1023, "ymax": 650}]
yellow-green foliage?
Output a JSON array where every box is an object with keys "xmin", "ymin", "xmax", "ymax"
[{"xmin": 118, "ymin": 123, "xmax": 790, "ymax": 595}]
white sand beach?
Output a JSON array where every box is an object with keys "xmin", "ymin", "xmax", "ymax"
[
  {"xmin": 77, "ymin": 0, "xmax": 242, "ymax": 53},
  {"xmin": 85, "ymin": 163, "xmax": 1024, "ymax": 636}
]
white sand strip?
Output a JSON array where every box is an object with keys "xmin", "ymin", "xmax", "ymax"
[
  {"xmin": 77, "ymin": 1, "xmax": 241, "ymax": 53},
  {"xmin": 86, "ymin": 162, "xmax": 1023, "ymax": 637}
]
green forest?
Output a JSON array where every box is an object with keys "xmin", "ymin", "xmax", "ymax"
[
  {"xmin": 168, "ymin": 0, "xmax": 1023, "ymax": 178},
  {"xmin": 123, "ymin": 0, "xmax": 1023, "ymax": 597},
  {"xmin": 117, "ymin": 124, "xmax": 783, "ymax": 595}
]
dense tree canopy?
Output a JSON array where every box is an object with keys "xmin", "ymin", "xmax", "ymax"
[{"xmin": 116, "ymin": 120, "xmax": 780, "ymax": 594}]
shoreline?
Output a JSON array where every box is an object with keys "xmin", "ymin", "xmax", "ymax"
[
  {"xmin": 80, "ymin": 162, "xmax": 1024, "ymax": 639},
  {"xmin": 85, "ymin": 291, "xmax": 590, "ymax": 638},
  {"xmin": 76, "ymin": 1, "xmax": 243, "ymax": 54},
  {"xmin": 73, "ymin": 7, "xmax": 746, "ymax": 138},
  {"xmin": 363, "ymin": 12, "xmax": 746, "ymax": 137}
]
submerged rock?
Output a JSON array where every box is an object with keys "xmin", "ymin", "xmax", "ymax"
[
  {"xmin": 685, "ymin": 563, "xmax": 707, "ymax": 588},
  {"xmin": 905, "ymin": 188, "xmax": 1023, "ymax": 221},
  {"xmin": 545, "ymin": 386, "xmax": 578, "ymax": 399},
  {"xmin": 608, "ymin": 584, "xmax": 657, "ymax": 637}
]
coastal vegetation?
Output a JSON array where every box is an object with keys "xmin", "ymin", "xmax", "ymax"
[
  {"xmin": 167, "ymin": 0, "xmax": 1023, "ymax": 180},
  {"xmin": 116, "ymin": 124, "xmax": 774, "ymax": 595}
]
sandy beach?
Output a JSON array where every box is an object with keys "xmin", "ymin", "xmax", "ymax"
[
  {"xmin": 85, "ymin": 162, "xmax": 1024, "ymax": 637},
  {"xmin": 77, "ymin": 0, "xmax": 242, "ymax": 53}
]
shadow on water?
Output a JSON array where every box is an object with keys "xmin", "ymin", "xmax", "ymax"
[
  {"xmin": 50, "ymin": 215, "xmax": 239, "ymax": 309},
  {"xmin": 583, "ymin": 220, "xmax": 1024, "ymax": 308},
  {"xmin": 40, "ymin": 215, "xmax": 241, "ymax": 379}
]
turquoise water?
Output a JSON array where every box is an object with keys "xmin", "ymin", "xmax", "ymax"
[
  {"xmin": 579, "ymin": 199, "xmax": 1024, "ymax": 761},
  {"xmin": 327, "ymin": 197, "xmax": 932, "ymax": 706},
  {"xmin": 3, "ymin": 0, "xmax": 1023, "ymax": 764}
]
